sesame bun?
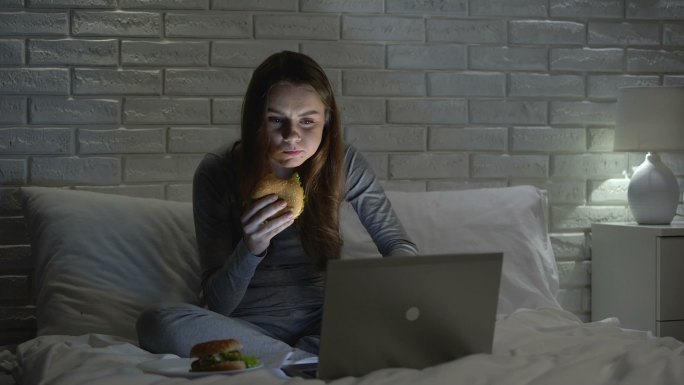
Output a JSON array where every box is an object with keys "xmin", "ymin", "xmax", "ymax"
[
  {"xmin": 190, "ymin": 338, "xmax": 242, "ymax": 357},
  {"xmin": 251, "ymin": 173, "xmax": 305, "ymax": 218}
]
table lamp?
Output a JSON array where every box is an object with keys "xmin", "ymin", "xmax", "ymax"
[{"xmin": 614, "ymin": 86, "xmax": 684, "ymax": 225}]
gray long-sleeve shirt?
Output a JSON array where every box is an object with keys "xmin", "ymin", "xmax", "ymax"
[{"xmin": 193, "ymin": 143, "xmax": 417, "ymax": 323}]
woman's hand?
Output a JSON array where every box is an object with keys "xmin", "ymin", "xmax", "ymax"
[{"xmin": 241, "ymin": 194, "xmax": 295, "ymax": 256}]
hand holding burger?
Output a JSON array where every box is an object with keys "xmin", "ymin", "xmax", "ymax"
[
  {"xmin": 251, "ymin": 172, "xmax": 305, "ymax": 219},
  {"xmin": 240, "ymin": 172, "xmax": 305, "ymax": 256},
  {"xmin": 189, "ymin": 338, "xmax": 260, "ymax": 372}
]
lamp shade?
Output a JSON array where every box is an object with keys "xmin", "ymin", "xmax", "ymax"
[{"xmin": 614, "ymin": 86, "xmax": 684, "ymax": 152}]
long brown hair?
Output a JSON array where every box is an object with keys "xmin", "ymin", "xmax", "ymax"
[{"xmin": 234, "ymin": 51, "xmax": 344, "ymax": 270}]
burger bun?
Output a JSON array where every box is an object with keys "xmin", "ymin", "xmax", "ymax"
[
  {"xmin": 251, "ymin": 173, "xmax": 305, "ymax": 218},
  {"xmin": 190, "ymin": 338, "xmax": 242, "ymax": 357}
]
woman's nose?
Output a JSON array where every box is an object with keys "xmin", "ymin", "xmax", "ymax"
[{"xmin": 282, "ymin": 123, "xmax": 301, "ymax": 142}]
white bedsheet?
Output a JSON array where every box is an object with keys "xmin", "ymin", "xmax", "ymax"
[{"xmin": 12, "ymin": 308, "xmax": 684, "ymax": 385}]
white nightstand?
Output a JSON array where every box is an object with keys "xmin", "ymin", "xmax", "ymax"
[{"xmin": 591, "ymin": 223, "xmax": 684, "ymax": 341}]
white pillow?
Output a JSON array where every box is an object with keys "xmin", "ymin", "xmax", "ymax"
[
  {"xmin": 340, "ymin": 186, "xmax": 561, "ymax": 315},
  {"xmin": 20, "ymin": 187, "xmax": 201, "ymax": 341}
]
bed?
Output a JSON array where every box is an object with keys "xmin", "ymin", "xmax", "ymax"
[{"xmin": 4, "ymin": 185, "xmax": 684, "ymax": 385}]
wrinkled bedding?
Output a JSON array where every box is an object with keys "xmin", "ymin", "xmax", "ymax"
[
  {"xmin": 13, "ymin": 186, "xmax": 684, "ymax": 385},
  {"xmin": 10, "ymin": 308, "xmax": 684, "ymax": 385}
]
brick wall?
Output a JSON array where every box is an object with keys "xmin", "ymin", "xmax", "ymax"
[{"xmin": 2, "ymin": 0, "xmax": 684, "ymax": 346}]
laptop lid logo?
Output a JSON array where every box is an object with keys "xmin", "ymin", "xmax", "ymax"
[{"xmin": 405, "ymin": 306, "xmax": 420, "ymax": 322}]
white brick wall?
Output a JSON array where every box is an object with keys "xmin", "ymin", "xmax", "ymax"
[{"xmin": 2, "ymin": 0, "xmax": 684, "ymax": 346}]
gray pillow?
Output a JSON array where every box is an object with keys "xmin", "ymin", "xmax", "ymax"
[
  {"xmin": 20, "ymin": 187, "xmax": 201, "ymax": 342},
  {"xmin": 340, "ymin": 186, "xmax": 561, "ymax": 315}
]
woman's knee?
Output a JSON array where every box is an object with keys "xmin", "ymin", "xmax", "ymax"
[
  {"xmin": 138, "ymin": 302, "xmax": 185, "ymax": 329},
  {"xmin": 136, "ymin": 302, "xmax": 201, "ymax": 352}
]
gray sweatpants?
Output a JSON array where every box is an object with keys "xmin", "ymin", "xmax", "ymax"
[{"xmin": 136, "ymin": 303, "xmax": 320, "ymax": 367}]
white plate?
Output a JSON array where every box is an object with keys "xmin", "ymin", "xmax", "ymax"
[{"xmin": 137, "ymin": 358, "xmax": 264, "ymax": 378}]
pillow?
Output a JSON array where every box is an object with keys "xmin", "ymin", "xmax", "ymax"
[
  {"xmin": 20, "ymin": 187, "xmax": 200, "ymax": 341},
  {"xmin": 340, "ymin": 186, "xmax": 561, "ymax": 315}
]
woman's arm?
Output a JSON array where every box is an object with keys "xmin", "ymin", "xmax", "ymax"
[
  {"xmin": 193, "ymin": 151, "xmax": 261, "ymax": 316},
  {"xmin": 343, "ymin": 145, "xmax": 418, "ymax": 257}
]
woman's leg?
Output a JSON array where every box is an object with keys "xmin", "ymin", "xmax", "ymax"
[
  {"xmin": 295, "ymin": 335, "xmax": 320, "ymax": 355},
  {"xmin": 136, "ymin": 302, "xmax": 294, "ymax": 362},
  {"xmin": 240, "ymin": 308, "xmax": 319, "ymax": 345},
  {"xmin": 240, "ymin": 307, "xmax": 321, "ymax": 362}
]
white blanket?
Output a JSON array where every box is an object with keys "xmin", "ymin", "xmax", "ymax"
[{"xmin": 12, "ymin": 308, "xmax": 684, "ymax": 385}]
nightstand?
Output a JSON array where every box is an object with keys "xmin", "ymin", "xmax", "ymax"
[{"xmin": 591, "ymin": 223, "xmax": 684, "ymax": 341}]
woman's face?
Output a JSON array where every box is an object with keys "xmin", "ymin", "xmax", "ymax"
[{"xmin": 266, "ymin": 82, "xmax": 326, "ymax": 178}]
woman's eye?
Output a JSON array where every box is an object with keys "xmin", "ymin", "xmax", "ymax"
[
  {"xmin": 301, "ymin": 119, "xmax": 315, "ymax": 127},
  {"xmin": 268, "ymin": 117, "xmax": 284, "ymax": 126}
]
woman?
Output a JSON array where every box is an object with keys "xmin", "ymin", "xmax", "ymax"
[{"xmin": 137, "ymin": 51, "xmax": 417, "ymax": 361}]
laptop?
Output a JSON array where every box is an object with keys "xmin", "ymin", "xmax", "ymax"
[{"xmin": 282, "ymin": 252, "xmax": 503, "ymax": 380}]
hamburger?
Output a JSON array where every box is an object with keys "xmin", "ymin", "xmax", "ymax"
[
  {"xmin": 251, "ymin": 172, "xmax": 305, "ymax": 219},
  {"xmin": 189, "ymin": 338, "xmax": 260, "ymax": 372}
]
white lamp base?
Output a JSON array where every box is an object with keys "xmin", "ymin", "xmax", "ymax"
[{"xmin": 627, "ymin": 153, "xmax": 679, "ymax": 225}]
